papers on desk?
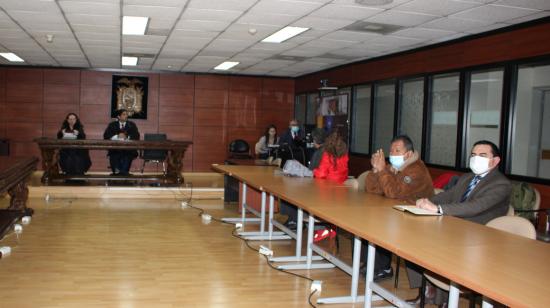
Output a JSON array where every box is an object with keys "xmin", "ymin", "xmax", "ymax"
[
  {"xmin": 62, "ymin": 133, "xmax": 77, "ymax": 140},
  {"xmin": 393, "ymin": 205, "xmax": 442, "ymax": 216}
]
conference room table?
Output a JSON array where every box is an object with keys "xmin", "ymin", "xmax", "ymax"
[{"xmin": 213, "ymin": 164, "xmax": 550, "ymax": 308}]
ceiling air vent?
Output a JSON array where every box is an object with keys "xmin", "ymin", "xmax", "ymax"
[{"xmin": 344, "ymin": 21, "xmax": 403, "ymax": 35}]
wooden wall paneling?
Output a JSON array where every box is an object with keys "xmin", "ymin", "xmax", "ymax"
[
  {"xmin": 348, "ymin": 155, "xmax": 372, "ymax": 178},
  {"xmin": 228, "ymin": 90, "xmax": 261, "ymax": 110},
  {"xmin": 43, "ymin": 69, "xmax": 80, "ymax": 85},
  {"xmin": 81, "ymin": 123, "xmax": 108, "ymax": 140},
  {"xmin": 79, "ymin": 85, "xmax": 111, "ymax": 105},
  {"xmin": 195, "ymin": 107, "xmax": 226, "ymax": 127},
  {"xmin": 43, "ymin": 85, "xmax": 80, "ymax": 106},
  {"xmin": 0, "ymin": 71, "xmax": 5, "ymax": 138},
  {"xmin": 195, "ymin": 74, "xmax": 229, "ymax": 90},
  {"xmin": 42, "ymin": 103, "xmax": 80, "ymax": 124},
  {"xmin": 158, "ymin": 106, "xmax": 194, "ymax": 125},
  {"xmin": 4, "ymin": 122, "xmax": 43, "ymax": 142},
  {"xmin": 226, "ymin": 127, "xmax": 261, "ymax": 154},
  {"xmin": 193, "ymin": 126, "xmax": 226, "ymax": 171},
  {"xmin": 195, "ymin": 88, "xmax": 228, "ymax": 109},
  {"xmin": 5, "ymin": 83, "xmax": 43, "ymax": 104},
  {"xmin": 158, "ymin": 125, "xmax": 194, "ymax": 141},
  {"xmin": 80, "ymin": 71, "xmax": 112, "ymax": 85},
  {"xmin": 79, "ymin": 104, "xmax": 112, "ymax": 124},
  {"xmin": 226, "ymin": 108, "xmax": 256, "ymax": 128},
  {"xmin": 230, "ymin": 76, "xmax": 262, "ymax": 91},
  {"xmin": 159, "ymin": 73, "xmax": 194, "ymax": 89},
  {"xmin": 6, "ymin": 68, "xmax": 43, "ymax": 84},
  {"xmin": 261, "ymin": 78, "xmax": 294, "ymax": 92},
  {"xmin": 159, "ymin": 87, "xmax": 194, "ymax": 107}
]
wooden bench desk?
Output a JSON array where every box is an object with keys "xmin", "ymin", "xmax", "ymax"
[{"xmin": 35, "ymin": 138, "xmax": 191, "ymax": 185}]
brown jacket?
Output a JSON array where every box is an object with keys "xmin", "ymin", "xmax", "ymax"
[{"xmin": 365, "ymin": 151, "xmax": 434, "ymax": 203}]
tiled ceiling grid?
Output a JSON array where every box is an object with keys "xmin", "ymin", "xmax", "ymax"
[{"xmin": 0, "ymin": 0, "xmax": 549, "ymax": 77}]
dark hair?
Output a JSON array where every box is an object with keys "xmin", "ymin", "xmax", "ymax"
[
  {"xmin": 311, "ymin": 128, "xmax": 326, "ymax": 145},
  {"xmin": 324, "ymin": 131, "xmax": 347, "ymax": 165},
  {"xmin": 473, "ymin": 140, "xmax": 500, "ymax": 157},
  {"xmin": 60, "ymin": 113, "xmax": 84, "ymax": 132},
  {"xmin": 115, "ymin": 109, "xmax": 127, "ymax": 117},
  {"xmin": 391, "ymin": 135, "xmax": 414, "ymax": 152},
  {"xmin": 263, "ymin": 124, "xmax": 277, "ymax": 145}
]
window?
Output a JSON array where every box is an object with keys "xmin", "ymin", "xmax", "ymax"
[
  {"xmin": 351, "ymin": 85, "xmax": 371, "ymax": 154},
  {"xmin": 510, "ymin": 63, "xmax": 550, "ymax": 179},
  {"xmin": 463, "ymin": 68, "xmax": 504, "ymax": 167},
  {"xmin": 306, "ymin": 93, "xmax": 318, "ymax": 125},
  {"xmin": 427, "ymin": 73, "xmax": 460, "ymax": 166},
  {"xmin": 398, "ymin": 78, "xmax": 424, "ymax": 154},
  {"xmin": 294, "ymin": 94, "xmax": 307, "ymax": 125},
  {"xmin": 372, "ymin": 82, "xmax": 395, "ymax": 153}
]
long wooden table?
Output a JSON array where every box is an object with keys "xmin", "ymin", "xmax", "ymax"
[
  {"xmin": 0, "ymin": 157, "xmax": 38, "ymax": 237},
  {"xmin": 213, "ymin": 164, "xmax": 550, "ymax": 308},
  {"xmin": 35, "ymin": 138, "xmax": 192, "ymax": 185}
]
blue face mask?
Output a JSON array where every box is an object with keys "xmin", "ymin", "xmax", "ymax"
[
  {"xmin": 389, "ymin": 155, "xmax": 405, "ymax": 169},
  {"xmin": 290, "ymin": 126, "xmax": 300, "ymax": 133}
]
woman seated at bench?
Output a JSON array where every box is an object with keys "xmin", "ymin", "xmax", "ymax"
[{"xmin": 57, "ymin": 113, "xmax": 91, "ymax": 175}]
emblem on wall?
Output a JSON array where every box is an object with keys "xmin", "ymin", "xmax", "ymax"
[{"xmin": 111, "ymin": 75, "xmax": 148, "ymax": 119}]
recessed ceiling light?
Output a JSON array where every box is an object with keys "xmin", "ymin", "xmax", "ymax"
[
  {"xmin": 0, "ymin": 52, "xmax": 24, "ymax": 62},
  {"xmin": 355, "ymin": 0, "xmax": 393, "ymax": 5},
  {"xmin": 262, "ymin": 26, "xmax": 309, "ymax": 43},
  {"xmin": 214, "ymin": 61, "xmax": 239, "ymax": 71},
  {"xmin": 123, "ymin": 16, "xmax": 149, "ymax": 35},
  {"xmin": 122, "ymin": 56, "xmax": 138, "ymax": 66}
]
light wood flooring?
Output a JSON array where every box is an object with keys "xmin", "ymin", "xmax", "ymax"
[{"xmin": 0, "ymin": 191, "xmax": 473, "ymax": 307}]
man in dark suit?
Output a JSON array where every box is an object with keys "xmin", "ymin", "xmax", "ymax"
[
  {"xmin": 278, "ymin": 119, "xmax": 303, "ymax": 148},
  {"xmin": 408, "ymin": 140, "xmax": 512, "ymax": 304},
  {"xmin": 103, "ymin": 109, "xmax": 140, "ymax": 175}
]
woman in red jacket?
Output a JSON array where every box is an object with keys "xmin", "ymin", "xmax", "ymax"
[
  {"xmin": 312, "ymin": 131, "xmax": 349, "ymax": 241},
  {"xmin": 313, "ymin": 131, "xmax": 349, "ymax": 184}
]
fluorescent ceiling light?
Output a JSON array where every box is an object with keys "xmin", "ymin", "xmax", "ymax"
[
  {"xmin": 123, "ymin": 16, "xmax": 149, "ymax": 35},
  {"xmin": 122, "ymin": 56, "xmax": 138, "ymax": 66},
  {"xmin": 0, "ymin": 52, "xmax": 24, "ymax": 62},
  {"xmin": 214, "ymin": 61, "xmax": 239, "ymax": 71},
  {"xmin": 262, "ymin": 26, "xmax": 309, "ymax": 43}
]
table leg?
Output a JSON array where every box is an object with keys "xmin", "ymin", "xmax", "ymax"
[
  {"xmin": 40, "ymin": 148, "xmax": 59, "ymax": 185},
  {"xmin": 8, "ymin": 180, "xmax": 29, "ymax": 210},
  {"xmin": 166, "ymin": 149, "xmax": 184, "ymax": 184}
]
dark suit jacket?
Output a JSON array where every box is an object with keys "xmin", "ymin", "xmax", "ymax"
[
  {"xmin": 103, "ymin": 120, "xmax": 140, "ymax": 157},
  {"xmin": 430, "ymin": 169, "xmax": 511, "ymax": 224},
  {"xmin": 278, "ymin": 129, "xmax": 303, "ymax": 148}
]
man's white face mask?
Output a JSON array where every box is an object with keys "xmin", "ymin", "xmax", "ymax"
[{"xmin": 469, "ymin": 156, "xmax": 490, "ymax": 175}]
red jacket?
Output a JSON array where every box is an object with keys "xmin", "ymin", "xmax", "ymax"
[{"xmin": 313, "ymin": 152, "xmax": 349, "ymax": 184}]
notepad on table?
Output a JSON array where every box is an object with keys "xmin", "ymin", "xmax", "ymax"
[{"xmin": 393, "ymin": 205, "xmax": 442, "ymax": 216}]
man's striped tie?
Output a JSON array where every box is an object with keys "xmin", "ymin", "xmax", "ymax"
[{"xmin": 461, "ymin": 175, "xmax": 481, "ymax": 202}]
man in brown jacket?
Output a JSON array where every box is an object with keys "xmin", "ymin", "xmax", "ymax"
[{"xmin": 362, "ymin": 135, "xmax": 434, "ymax": 280}]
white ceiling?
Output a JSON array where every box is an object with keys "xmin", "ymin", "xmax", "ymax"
[{"xmin": 0, "ymin": 0, "xmax": 548, "ymax": 77}]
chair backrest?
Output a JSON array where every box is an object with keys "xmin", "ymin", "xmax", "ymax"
[
  {"xmin": 142, "ymin": 133, "xmax": 167, "ymax": 161},
  {"xmin": 510, "ymin": 182, "xmax": 540, "ymax": 221},
  {"xmin": 486, "ymin": 216, "xmax": 537, "ymax": 240},
  {"xmin": 229, "ymin": 139, "xmax": 250, "ymax": 153},
  {"xmin": 355, "ymin": 171, "xmax": 370, "ymax": 192}
]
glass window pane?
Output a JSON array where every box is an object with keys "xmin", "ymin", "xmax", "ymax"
[
  {"xmin": 306, "ymin": 93, "xmax": 318, "ymax": 125},
  {"xmin": 294, "ymin": 94, "xmax": 307, "ymax": 124},
  {"xmin": 373, "ymin": 82, "xmax": 395, "ymax": 153},
  {"xmin": 352, "ymin": 85, "xmax": 371, "ymax": 154},
  {"xmin": 398, "ymin": 78, "xmax": 424, "ymax": 154},
  {"xmin": 511, "ymin": 64, "xmax": 550, "ymax": 179},
  {"xmin": 428, "ymin": 73, "xmax": 460, "ymax": 166},
  {"xmin": 464, "ymin": 69, "xmax": 504, "ymax": 167}
]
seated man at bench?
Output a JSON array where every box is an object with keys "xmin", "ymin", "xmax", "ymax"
[{"xmin": 103, "ymin": 109, "xmax": 140, "ymax": 175}]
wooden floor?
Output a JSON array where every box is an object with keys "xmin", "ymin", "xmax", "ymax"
[{"xmin": 0, "ymin": 192, "xmax": 472, "ymax": 307}]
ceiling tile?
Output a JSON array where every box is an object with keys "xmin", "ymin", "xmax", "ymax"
[
  {"xmin": 250, "ymin": 0, "xmax": 324, "ymax": 16},
  {"xmin": 311, "ymin": 4, "xmax": 383, "ymax": 20},
  {"xmin": 392, "ymin": 27, "xmax": 458, "ymax": 40},
  {"xmin": 494, "ymin": 0, "xmax": 550, "ymax": 10},
  {"xmin": 451, "ymin": 4, "xmax": 539, "ymax": 23},
  {"xmin": 183, "ymin": 8, "xmax": 243, "ymax": 22},
  {"xmin": 365, "ymin": 10, "xmax": 440, "ymax": 27},
  {"xmin": 175, "ymin": 19, "xmax": 230, "ymax": 32},
  {"xmin": 396, "ymin": 0, "xmax": 483, "ymax": 16},
  {"xmin": 421, "ymin": 17, "xmax": 493, "ymax": 32},
  {"xmin": 187, "ymin": 0, "xmax": 258, "ymax": 11}
]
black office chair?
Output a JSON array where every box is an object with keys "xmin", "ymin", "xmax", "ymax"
[
  {"xmin": 228, "ymin": 139, "xmax": 253, "ymax": 159},
  {"xmin": 140, "ymin": 133, "xmax": 167, "ymax": 174}
]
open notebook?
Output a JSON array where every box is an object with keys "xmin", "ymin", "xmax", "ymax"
[{"xmin": 393, "ymin": 205, "xmax": 442, "ymax": 216}]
